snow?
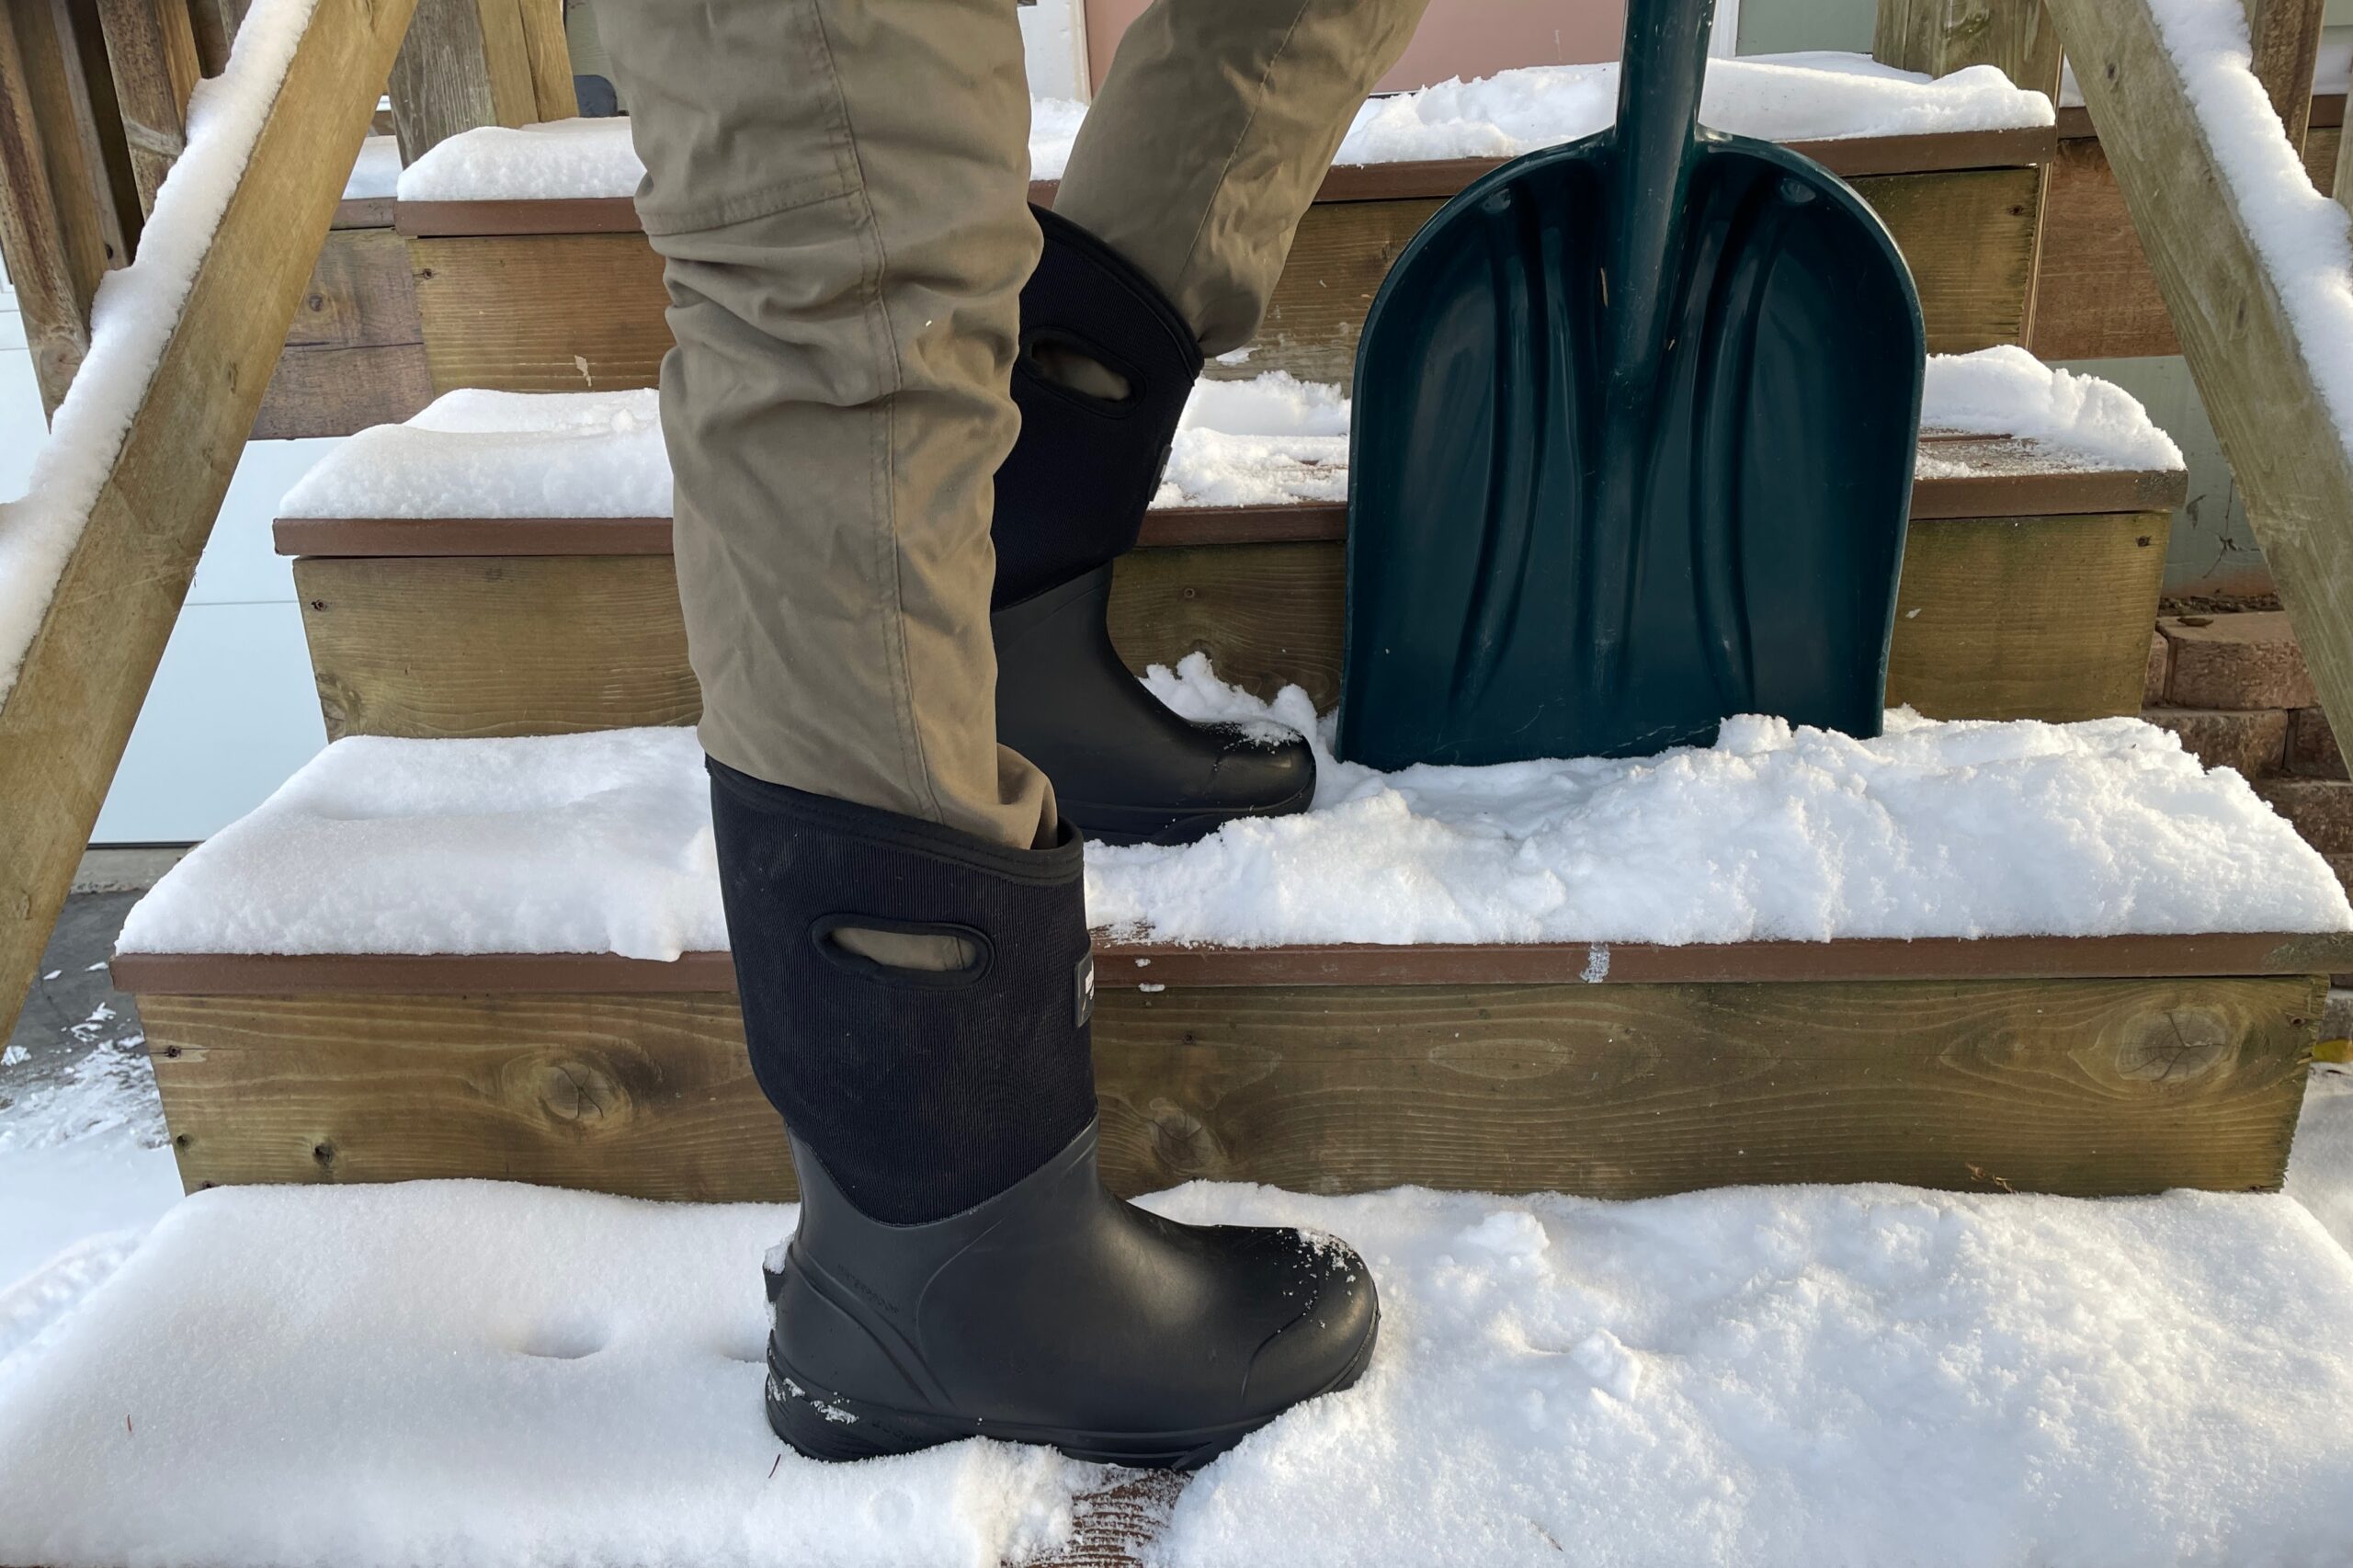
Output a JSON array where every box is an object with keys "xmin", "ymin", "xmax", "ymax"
[
  {"xmin": 6, "ymin": 1175, "xmax": 2353, "ymax": 1567},
  {"xmin": 115, "ymin": 696, "xmax": 2350, "ymax": 961},
  {"xmin": 0, "ymin": 0, "xmax": 320, "ymax": 706},
  {"xmin": 2143, "ymin": 0, "xmax": 2353, "ymax": 457},
  {"xmin": 394, "ymin": 52, "xmax": 2052, "ymax": 202},
  {"xmin": 1332, "ymin": 51, "xmax": 2050, "ymax": 168},
  {"xmin": 1918, "ymin": 345, "xmax": 2183, "ymax": 471},
  {"xmin": 2061, "ymin": 30, "xmax": 2353, "ymax": 108},
  {"xmin": 278, "ymin": 388, "xmax": 671, "ymax": 520},
  {"xmin": 0, "ymin": 1038, "xmax": 179, "ymax": 1374},
  {"xmin": 279, "ymin": 352, "xmax": 2175, "ymax": 524}
]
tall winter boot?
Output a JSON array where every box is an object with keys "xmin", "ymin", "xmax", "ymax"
[
  {"xmin": 711, "ymin": 761, "xmax": 1379, "ymax": 1469},
  {"xmin": 992, "ymin": 206, "xmax": 1316, "ymax": 846}
]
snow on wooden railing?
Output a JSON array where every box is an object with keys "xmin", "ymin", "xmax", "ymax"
[
  {"xmin": 2046, "ymin": 0, "xmax": 2353, "ymax": 768},
  {"xmin": 0, "ymin": 0, "xmax": 416, "ymax": 1037}
]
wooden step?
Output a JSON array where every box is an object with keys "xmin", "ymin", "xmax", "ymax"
[
  {"xmin": 252, "ymin": 196, "xmax": 430, "ymax": 439},
  {"xmin": 2031, "ymin": 92, "xmax": 2342, "ymax": 360},
  {"xmin": 395, "ymin": 124, "xmax": 2054, "ymax": 397},
  {"xmin": 113, "ymin": 931, "xmax": 2346, "ymax": 1206},
  {"xmin": 275, "ymin": 430, "xmax": 2185, "ymax": 739}
]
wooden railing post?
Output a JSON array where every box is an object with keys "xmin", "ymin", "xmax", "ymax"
[
  {"xmin": 185, "ymin": 0, "xmax": 248, "ymax": 77},
  {"xmin": 389, "ymin": 0, "xmax": 574, "ymax": 164},
  {"xmin": 97, "ymin": 0, "xmax": 204, "ymax": 216},
  {"xmin": 1873, "ymin": 0, "xmax": 2064, "ymax": 97},
  {"xmin": 2243, "ymin": 0, "xmax": 2325, "ymax": 153},
  {"xmin": 0, "ymin": 1, "xmax": 130, "ymax": 414},
  {"xmin": 2044, "ymin": 0, "xmax": 2353, "ymax": 772},
  {"xmin": 0, "ymin": 0, "xmax": 419, "ymax": 1038}
]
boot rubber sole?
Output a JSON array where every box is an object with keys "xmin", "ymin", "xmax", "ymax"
[
  {"xmin": 765, "ymin": 1301, "xmax": 1378, "ymax": 1470},
  {"xmin": 1064, "ymin": 767, "xmax": 1319, "ymax": 848}
]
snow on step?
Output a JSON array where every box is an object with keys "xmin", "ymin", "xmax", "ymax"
[
  {"xmin": 114, "ymin": 689, "xmax": 2351, "ymax": 961},
  {"xmin": 393, "ymin": 52, "xmax": 2053, "ymax": 203},
  {"xmin": 278, "ymin": 351, "xmax": 2177, "ymax": 523},
  {"xmin": 6, "ymin": 1178, "xmax": 2353, "ymax": 1568}
]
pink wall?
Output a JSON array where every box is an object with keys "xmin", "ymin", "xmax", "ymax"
[{"xmin": 1082, "ymin": 0, "xmax": 1632, "ymax": 97}]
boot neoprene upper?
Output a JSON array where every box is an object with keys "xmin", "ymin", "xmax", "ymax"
[
  {"xmin": 991, "ymin": 206, "xmax": 1317, "ymax": 846},
  {"xmin": 710, "ymin": 761, "xmax": 1379, "ymax": 1468}
]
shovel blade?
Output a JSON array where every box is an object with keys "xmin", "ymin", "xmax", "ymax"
[{"xmin": 1336, "ymin": 133, "xmax": 1925, "ymax": 768}]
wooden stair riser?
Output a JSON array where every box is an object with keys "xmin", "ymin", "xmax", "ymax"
[
  {"xmin": 256, "ymin": 206, "xmax": 431, "ymax": 439},
  {"xmin": 290, "ymin": 507, "xmax": 2170, "ymax": 738},
  {"xmin": 2031, "ymin": 100, "xmax": 2340, "ymax": 361},
  {"xmin": 138, "ymin": 972, "xmax": 2320, "ymax": 1203},
  {"xmin": 408, "ymin": 166, "xmax": 2042, "ymax": 397}
]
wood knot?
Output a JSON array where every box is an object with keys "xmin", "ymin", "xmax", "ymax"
[
  {"xmin": 2112, "ymin": 1008, "xmax": 2236, "ymax": 1085},
  {"xmin": 518, "ymin": 1055, "xmax": 629, "ymax": 1128},
  {"xmin": 1144, "ymin": 1099, "xmax": 1222, "ymax": 1175}
]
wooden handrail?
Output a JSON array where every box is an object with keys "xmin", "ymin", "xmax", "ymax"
[
  {"xmin": 0, "ymin": 0, "xmax": 417, "ymax": 1038},
  {"xmin": 2046, "ymin": 0, "xmax": 2353, "ymax": 785}
]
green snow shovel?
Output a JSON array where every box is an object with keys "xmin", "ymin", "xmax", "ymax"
[{"xmin": 1335, "ymin": 0, "xmax": 1923, "ymax": 768}]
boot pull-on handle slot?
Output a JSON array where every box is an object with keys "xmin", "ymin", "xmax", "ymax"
[{"xmin": 812, "ymin": 915, "xmax": 994, "ymax": 986}]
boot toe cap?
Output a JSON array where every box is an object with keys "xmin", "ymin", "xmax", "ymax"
[
  {"xmin": 1201, "ymin": 726, "xmax": 1315, "ymax": 811},
  {"xmin": 1240, "ymin": 1230, "xmax": 1380, "ymax": 1415}
]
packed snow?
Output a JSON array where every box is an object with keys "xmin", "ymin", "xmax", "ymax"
[
  {"xmin": 394, "ymin": 52, "xmax": 2052, "ymax": 202},
  {"xmin": 115, "ymin": 693, "xmax": 2350, "ymax": 961},
  {"xmin": 2141, "ymin": 0, "xmax": 2353, "ymax": 456},
  {"xmin": 1916, "ymin": 345, "xmax": 2183, "ymax": 472},
  {"xmin": 278, "ymin": 352, "xmax": 2175, "ymax": 524},
  {"xmin": 6, "ymin": 1175, "xmax": 2353, "ymax": 1568},
  {"xmin": 0, "ymin": 0, "xmax": 320, "ymax": 706}
]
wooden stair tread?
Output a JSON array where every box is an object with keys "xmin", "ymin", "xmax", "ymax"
[
  {"xmin": 110, "ymin": 929, "xmax": 2353, "ymax": 995},
  {"xmin": 269, "ymin": 433, "xmax": 2188, "ymax": 560},
  {"xmin": 392, "ymin": 125, "xmax": 2057, "ymax": 240}
]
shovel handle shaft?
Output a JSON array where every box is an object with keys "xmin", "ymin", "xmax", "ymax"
[{"xmin": 1608, "ymin": 0, "xmax": 1716, "ymax": 378}]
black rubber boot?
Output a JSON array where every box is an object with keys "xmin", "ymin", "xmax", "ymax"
[
  {"xmin": 993, "ymin": 206, "xmax": 1316, "ymax": 846},
  {"xmin": 710, "ymin": 762, "xmax": 1380, "ymax": 1469}
]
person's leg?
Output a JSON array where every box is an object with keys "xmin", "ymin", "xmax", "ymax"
[
  {"xmin": 593, "ymin": 0, "xmax": 1379, "ymax": 1467},
  {"xmin": 597, "ymin": 0, "xmax": 1048, "ymax": 855},
  {"xmin": 1057, "ymin": 0, "xmax": 1433, "ymax": 355},
  {"xmin": 984, "ymin": 0, "xmax": 1432, "ymax": 846}
]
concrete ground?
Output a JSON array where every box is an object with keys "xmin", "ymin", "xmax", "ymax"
[{"xmin": 1, "ymin": 850, "xmax": 184, "ymax": 1108}]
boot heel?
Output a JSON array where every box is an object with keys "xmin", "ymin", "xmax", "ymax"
[{"xmin": 766, "ymin": 1351, "xmax": 956, "ymax": 1462}]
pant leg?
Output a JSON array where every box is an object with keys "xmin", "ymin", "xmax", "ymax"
[
  {"xmin": 1053, "ymin": 0, "xmax": 1433, "ymax": 355},
  {"xmin": 593, "ymin": 0, "xmax": 1053, "ymax": 851}
]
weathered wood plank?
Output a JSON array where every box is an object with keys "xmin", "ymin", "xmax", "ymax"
[
  {"xmin": 0, "ymin": 0, "xmax": 415, "ymax": 1040},
  {"xmin": 0, "ymin": 0, "xmax": 124, "ymax": 411},
  {"xmin": 1885, "ymin": 510, "xmax": 2169, "ymax": 722},
  {"xmin": 411, "ymin": 229, "xmax": 669, "ymax": 393},
  {"xmin": 185, "ymin": 0, "xmax": 247, "ymax": 77},
  {"xmin": 409, "ymin": 165, "xmax": 2042, "ymax": 396},
  {"xmin": 2245, "ymin": 0, "xmax": 2325, "ymax": 151},
  {"xmin": 2046, "ymin": 0, "xmax": 2353, "ymax": 804},
  {"xmin": 109, "ymin": 929, "xmax": 2353, "ymax": 994},
  {"xmin": 389, "ymin": 0, "xmax": 560, "ymax": 163},
  {"xmin": 293, "ymin": 552, "xmax": 699, "ymax": 739},
  {"xmin": 96, "ymin": 0, "xmax": 203, "ymax": 215},
  {"xmin": 136, "ymin": 973, "xmax": 2323, "ymax": 1202},
  {"xmin": 290, "ymin": 506, "xmax": 2177, "ymax": 734},
  {"xmin": 254, "ymin": 223, "xmax": 431, "ymax": 437},
  {"xmin": 1873, "ymin": 0, "xmax": 2063, "ymax": 96},
  {"xmin": 2031, "ymin": 115, "xmax": 2340, "ymax": 361}
]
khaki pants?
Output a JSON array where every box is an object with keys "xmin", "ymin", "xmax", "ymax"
[{"xmin": 596, "ymin": 0, "xmax": 1428, "ymax": 849}]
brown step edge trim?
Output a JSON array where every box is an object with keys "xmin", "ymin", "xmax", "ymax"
[
  {"xmin": 333, "ymin": 196, "xmax": 393, "ymax": 230},
  {"xmin": 110, "ymin": 931, "xmax": 2353, "ymax": 996},
  {"xmin": 393, "ymin": 126, "xmax": 2058, "ymax": 238},
  {"xmin": 270, "ymin": 456, "xmax": 2188, "ymax": 560},
  {"xmin": 2056, "ymin": 90, "xmax": 2343, "ymax": 141}
]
